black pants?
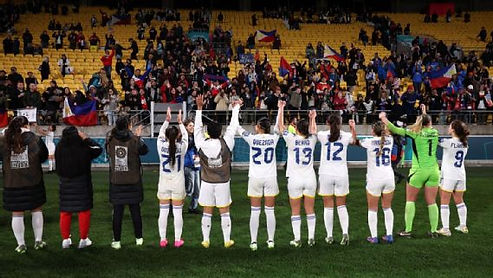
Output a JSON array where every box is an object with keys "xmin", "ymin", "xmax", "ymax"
[{"xmin": 112, "ymin": 204, "xmax": 142, "ymax": 241}]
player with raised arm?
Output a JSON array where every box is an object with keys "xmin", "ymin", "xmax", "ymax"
[
  {"xmin": 195, "ymin": 94, "xmax": 240, "ymax": 248},
  {"xmin": 237, "ymin": 115, "xmax": 280, "ymax": 251},
  {"xmin": 157, "ymin": 108, "xmax": 188, "ymax": 248},
  {"xmin": 437, "ymin": 120, "xmax": 470, "ymax": 236},
  {"xmin": 380, "ymin": 104, "xmax": 440, "ymax": 238},
  {"xmin": 316, "ymin": 113, "xmax": 356, "ymax": 246},
  {"xmin": 278, "ymin": 100, "xmax": 318, "ymax": 247},
  {"xmin": 358, "ymin": 121, "xmax": 396, "ymax": 244}
]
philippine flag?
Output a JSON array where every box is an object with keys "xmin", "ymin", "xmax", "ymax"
[
  {"xmin": 429, "ymin": 64, "xmax": 457, "ymax": 88},
  {"xmin": 324, "ymin": 45, "xmax": 345, "ymax": 62},
  {"xmin": 279, "ymin": 57, "xmax": 292, "ymax": 77},
  {"xmin": 63, "ymin": 98, "xmax": 98, "ymax": 126},
  {"xmin": 255, "ymin": 30, "xmax": 276, "ymax": 42}
]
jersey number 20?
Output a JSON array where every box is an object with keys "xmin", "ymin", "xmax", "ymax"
[{"xmin": 252, "ymin": 147, "xmax": 274, "ymax": 164}]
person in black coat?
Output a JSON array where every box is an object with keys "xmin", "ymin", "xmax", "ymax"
[
  {"xmin": 55, "ymin": 126, "xmax": 102, "ymax": 249},
  {"xmin": 1, "ymin": 116, "xmax": 48, "ymax": 253},
  {"xmin": 106, "ymin": 116, "xmax": 148, "ymax": 249}
]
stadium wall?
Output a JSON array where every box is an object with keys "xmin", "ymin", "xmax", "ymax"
[{"xmin": 59, "ymin": 136, "xmax": 493, "ymax": 167}]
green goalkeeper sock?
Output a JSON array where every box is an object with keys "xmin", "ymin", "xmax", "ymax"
[
  {"xmin": 428, "ymin": 203, "xmax": 439, "ymax": 233},
  {"xmin": 405, "ymin": 201, "xmax": 416, "ymax": 233}
]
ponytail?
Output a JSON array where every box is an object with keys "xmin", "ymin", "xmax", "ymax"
[
  {"xmin": 451, "ymin": 120, "xmax": 469, "ymax": 147},
  {"xmin": 373, "ymin": 121, "xmax": 386, "ymax": 156},
  {"xmin": 165, "ymin": 126, "xmax": 179, "ymax": 167},
  {"xmin": 328, "ymin": 113, "xmax": 341, "ymax": 142},
  {"xmin": 5, "ymin": 116, "xmax": 29, "ymax": 154}
]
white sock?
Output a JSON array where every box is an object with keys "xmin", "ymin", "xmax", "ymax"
[
  {"xmin": 264, "ymin": 206, "xmax": 276, "ymax": 241},
  {"xmin": 249, "ymin": 207, "xmax": 261, "ymax": 243},
  {"xmin": 337, "ymin": 205, "xmax": 349, "ymax": 235},
  {"xmin": 12, "ymin": 215, "xmax": 25, "ymax": 246},
  {"xmin": 323, "ymin": 207, "xmax": 334, "ymax": 238},
  {"xmin": 440, "ymin": 205, "xmax": 450, "ymax": 229},
  {"xmin": 48, "ymin": 159, "xmax": 53, "ymax": 171},
  {"xmin": 201, "ymin": 213, "xmax": 212, "ymax": 242},
  {"xmin": 158, "ymin": 204, "xmax": 170, "ymax": 240},
  {"xmin": 220, "ymin": 213, "xmax": 231, "ymax": 243},
  {"xmin": 291, "ymin": 215, "xmax": 301, "ymax": 241},
  {"xmin": 306, "ymin": 213, "xmax": 316, "ymax": 240},
  {"xmin": 31, "ymin": 211, "xmax": 44, "ymax": 242},
  {"xmin": 172, "ymin": 205, "xmax": 183, "ymax": 241},
  {"xmin": 383, "ymin": 208, "xmax": 394, "ymax": 236},
  {"xmin": 456, "ymin": 203, "xmax": 467, "ymax": 226},
  {"xmin": 368, "ymin": 210, "xmax": 378, "ymax": 238}
]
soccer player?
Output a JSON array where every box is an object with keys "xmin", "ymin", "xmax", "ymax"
[
  {"xmin": 316, "ymin": 113, "xmax": 356, "ymax": 246},
  {"xmin": 237, "ymin": 116, "xmax": 280, "ymax": 251},
  {"xmin": 380, "ymin": 105, "xmax": 441, "ymax": 238},
  {"xmin": 358, "ymin": 122, "xmax": 395, "ymax": 244},
  {"xmin": 195, "ymin": 95, "xmax": 240, "ymax": 248},
  {"xmin": 437, "ymin": 120, "xmax": 470, "ymax": 236},
  {"xmin": 277, "ymin": 100, "xmax": 317, "ymax": 247},
  {"xmin": 157, "ymin": 108, "xmax": 188, "ymax": 248}
]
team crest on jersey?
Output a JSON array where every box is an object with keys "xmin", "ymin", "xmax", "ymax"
[
  {"xmin": 10, "ymin": 147, "xmax": 29, "ymax": 169},
  {"xmin": 208, "ymin": 155, "xmax": 223, "ymax": 168},
  {"xmin": 115, "ymin": 146, "xmax": 129, "ymax": 172}
]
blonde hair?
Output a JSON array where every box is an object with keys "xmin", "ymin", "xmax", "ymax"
[
  {"xmin": 408, "ymin": 114, "xmax": 432, "ymax": 133},
  {"xmin": 373, "ymin": 121, "xmax": 387, "ymax": 156}
]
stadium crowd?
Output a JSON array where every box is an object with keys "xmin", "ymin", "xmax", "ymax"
[{"xmin": 0, "ymin": 4, "xmax": 492, "ymax": 126}]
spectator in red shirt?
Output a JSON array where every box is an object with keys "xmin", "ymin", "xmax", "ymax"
[
  {"xmin": 333, "ymin": 90, "xmax": 348, "ymax": 111},
  {"xmin": 101, "ymin": 47, "xmax": 115, "ymax": 79}
]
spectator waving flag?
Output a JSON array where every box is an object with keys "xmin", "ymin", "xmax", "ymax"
[
  {"xmin": 279, "ymin": 57, "xmax": 292, "ymax": 77},
  {"xmin": 429, "ymin": 64, "xmax": 457, "ymax": 88},
  {"xmin": 323, "ymin": 45, "xmax": 345, "ymax": 61},
  {"xmin": 255, "ymin": 30, "xmax": 276, "ymax": 42},
  {"xmin": 63, "ymin": 98, "xmax": 98, "ymax": 126}
]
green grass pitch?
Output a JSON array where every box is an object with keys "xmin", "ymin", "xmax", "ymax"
[{"xmin": 0, "ymin": 168, "xmax": 492, "ymax": 277}]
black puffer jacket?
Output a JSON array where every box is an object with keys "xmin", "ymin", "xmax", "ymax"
[
  {"xmin": 107, "ymin": 129, "xmax": 148, "ymax": 205},
  {"xmin": 55, "ymin": 137, "xmax": 102, "ymax": 212}
]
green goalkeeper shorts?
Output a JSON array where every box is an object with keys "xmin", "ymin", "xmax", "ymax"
[{"xmin": 408, "ymin": 167, "xmax": 440, "ymax": 188}]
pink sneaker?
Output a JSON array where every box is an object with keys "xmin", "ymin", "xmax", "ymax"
[
  {"xmin": 174, "ymin": 239, "xmax": 184, "ymax": 248},
  {"xmin": 160, "ymin": 239, "xmax": 168, "ymax": 248}
]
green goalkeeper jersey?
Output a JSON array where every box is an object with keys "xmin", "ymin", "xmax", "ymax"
[{"xmin": 387, "ymin": 122, "xmax": 439, "ymax": 171}]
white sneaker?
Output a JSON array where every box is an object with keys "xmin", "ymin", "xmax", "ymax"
[
  {"xmin": 266, "ymin": 240, "xmax": 275, "ymax": 249},
  {"xmin": 62, "ymin": 238, "xmax": 72, "ymax": 249},
  {"xmin": 249, "ymin": 242, "xmax": 257, "ymax": 251},
  {"xmin": 111, "ymin": 241, "xmax": 121, "ymax": 249},
  {"xmin": 437, "ymin": 227, "xmax": 452, "ymax": 237},
  {"xmin": 136, "ymin": 238, "xmax": 144, "ymax": 246},
  {"xmin": 455, "ymin": 225, "xmax": 469, "ymax": 234},
  {"xmin": 78, "ymin": 238, "xmax": 92, "ymax": 249}
]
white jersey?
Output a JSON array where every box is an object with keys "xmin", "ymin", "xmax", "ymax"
[
  {"xmin": 45, "ymin": 131, "xmax": 55, "ymax": 154},
  {"xmin": 439, "ymin": 137, "xmax": 468, "ymax": 181},
  {"xmin": 283, "ymin": 131, "xmax": 317, "ymax": 178},
  {"xmin": 317, "ymin": 130, "xmax": 353, "ymax": 177},
  {"xmin": 238, "ymin": 126, "xmax": 279, "ymax": 178},
  {"xmin": 157, "ymin": 121, "xmax": 188, "ymax": 181},
  {"xmin": 360, "ymin": 136, "xmax": 394, "ymax": 181}
]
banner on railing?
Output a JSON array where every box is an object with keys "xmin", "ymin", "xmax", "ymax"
[
  {"xmin": 239, "ymin": 53, "xmax": 254, "ymax": 64},
  {"xmin": 17, "ymin": 108, "xmax": 37, "ymax": 123}
]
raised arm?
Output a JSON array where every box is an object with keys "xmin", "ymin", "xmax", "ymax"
[
  {"xmin": 223, "ymin": 100, "xmax": 240, "ymax": 150},
  {"xmin": 194, "ymin": 95, "xmax": 206, "ymax": 150},
  {"xmin": 158, "ymin": 107, "xmax": 171, "ymax": 139},
  {"xmin": 348, "ymin": 119, "xmax": 358, "ymax": 145},
  {"xmin": 277, "ymin": 100, "xmax": 286, "ymax": 133},
  {"xmin": 177, "ymin": 110, "xmax": 188, "ymax": 151},
  {"xmin": 380, "ymin": 111, "xmax": 405, "ymax": 136},
  {"xmin": 309, "ymin": 109, "xmax": 317, "ymax": 135}
]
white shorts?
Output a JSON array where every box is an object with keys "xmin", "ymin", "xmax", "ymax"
[
  {"xmin": 318, "ymin": 175, "xmax": 350, "ymax": 197},
  {"xmin": 248, "ymin": 177, "xmax": 279, "ymax": 198},
  {"xmin": 198, "ymin": 181, "xmax": 232, "ymax": 208},
  {"xmin": 287, "ymin": 174, "xmax": 317, "ymax": 199},
  {"xmin": 47, "ymin": 143, "xmax": 55, "ymax": 155},
  {"xmin": 366, "ymin": 178, "xmax": 395, "ymax": 197},
  {"xmin": 440, "ymin": 178, "xmax": 466, "ymax": 192},
  {"xmin": 157, "ymin": 175, "xmax": 186, "ymax": 201}
]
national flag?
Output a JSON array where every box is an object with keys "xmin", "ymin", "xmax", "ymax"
[
  {"xmin": 0, "ymin": 109, "xmax": 8, "ymax": 128},
  {"xmin": 429, "ymin": 64, "xmax": 457, "ymax": 88},
  {"xmin": 255, "ymin": 30, "xmax": 276, "ymax": 42},
  {"xmin": 63, "ymin": 98, "xmax": 98, "ymax": 126},
  {"xmin": 279, "ymin": 57, "xmax": 292, "ymax": 77},
  {"xmin": 203, "ymin": 74, "xmax": 229, "ymax": 83},
  {"xmin": 323, "ymin": 45, "xmax": 345, "ymax": 61}
]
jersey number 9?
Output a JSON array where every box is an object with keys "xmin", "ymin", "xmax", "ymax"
[{"xmin": 454, "ymin": 150, "xmax": 464, "ymax": 168}]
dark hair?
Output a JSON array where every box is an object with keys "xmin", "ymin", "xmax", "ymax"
[
  {"xmin": 115, "ymin": 116, "xmax": 130, "ymax": 132},
  {"xmin": 289, "ymin": 115, "xmax": 297, "ymax": 124},
  {"xmin": 257, "ymin": 117, "xmax": 270, "ymax": 133},
  {"xmin": 51, "ymin": 125, "xmax": 56, "ymax": 132},
  {"xmin": 59, "ymin": 126, "xmax": 82, "ymax": 147},
  {"xmin": 451, "ymin": 120, "xmax": 469, "ymax": 147},
  {"xmin": 296, "ymin": 119, "xmax": 310, "ymax": 138},
  {"xmin": 372, "ymin": 121, "xmax": 386, "ymax": 156},
  {"xmin": 165, "ymin": 126, "xmax": 179, "ymax": 166},
  {"xmin": 207, "ymin": 121, "xmax": 222, "ymax": 139},
  {"xmin": 183, "ymin": 118, "xmax": 194, "ymax": 127},
  {"xmin": 5, "ymin": 116, "xmax": 28, "ymax": 153},
  {"xmin": 328, "ymin": 113, "xmax": 342, "ymax": 142}
]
